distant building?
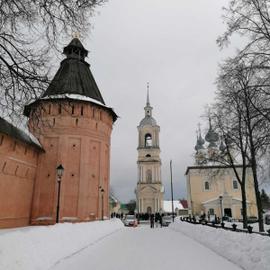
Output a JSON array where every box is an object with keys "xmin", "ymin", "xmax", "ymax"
[
  {"xmin": 186, "ymin": 122, "xmax": 257, "ymax": 220},
  {"xmin": 135, "ymin": 88, "xmax": 164, "ymax": 214},
  {"xmin": 0, "ymin": 38, "xmax": 117, "ymax": 228},
  {"xmin": 163, "ymin": 200, "xmax": 181, "ymax": 213},
  {"xmin": 162, "ymin": 200, "xmax": 189, "ymax": 216},
  {"xmin": 109, "ymin": 194, "xmax": 121, "ymax": 215}
]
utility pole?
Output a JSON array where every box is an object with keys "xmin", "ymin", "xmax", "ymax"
[{"xmin": 170, "ymin": 160, "xmax": 175, "ymax": 222}]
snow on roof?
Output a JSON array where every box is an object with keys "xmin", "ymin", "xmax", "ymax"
[
  {"xmin": 0, "ymin": 117, "xmax": 43, "ymax": 150},
  {"xmin": 24, "ymin": 93, "xmax": 118, "ymax": 122},
  {"xmin": 41, "ymin": 94, "xmax": 111, "ymax": 109},
  {"xmin": 39, "ymin": 93, "xmax": 117, "ymax": 121},
  {"xmin": 163, "ymin": 200, "xmax": 183, "ymax": 212}
]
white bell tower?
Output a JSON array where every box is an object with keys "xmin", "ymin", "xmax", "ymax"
[{"xmin": 135, "ymin": 85, "xmax": 164, "ymax": 214}]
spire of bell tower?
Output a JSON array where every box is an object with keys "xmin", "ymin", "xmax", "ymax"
[
  {"xmin": 145, "ymin": 82, "xmax": 153, "ymax": 117},
  {"xmin": 146, "ymin": 82, "xmax": 150, "ymax": 106}
]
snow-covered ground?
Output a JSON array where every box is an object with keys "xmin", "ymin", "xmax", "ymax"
[
  {"xmin": 51, "ymin": 224, "xmax": 240, "ymax": 270},
  {"xmin": 0, "ymin": 219, "xmax": 123, "ymax": 270},
  {"xmin": 170, "ymin": 219, "xmax": 270, "ymax": 270},
  {"xmin": 1, "ymin": 219, "xmax": 268, "ymax": 270}
]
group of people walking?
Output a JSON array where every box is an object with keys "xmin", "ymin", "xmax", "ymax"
[{"xmin": 150, "ymin": 213, "xmax": 163, "ymax": 228}]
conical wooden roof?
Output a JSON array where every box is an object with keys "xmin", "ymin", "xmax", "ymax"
[{"xmin": 42, "ymin": 38, "xmax": 105, "ymax": 104}]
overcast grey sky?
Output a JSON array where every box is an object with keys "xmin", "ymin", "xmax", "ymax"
[{"xmin": 82, "ymin": 0, "xmax": 240, "ymax": 202}]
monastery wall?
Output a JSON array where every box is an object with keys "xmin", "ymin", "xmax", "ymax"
[{"xmin": 0, "ymin": 133, "xmax": 39, "ymax": 228}]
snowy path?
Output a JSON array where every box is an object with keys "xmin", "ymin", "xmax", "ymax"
[{"xmin": 50, "ymin": 225, "xmax": 241, "ymax": 270}]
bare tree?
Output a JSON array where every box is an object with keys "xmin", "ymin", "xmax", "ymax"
[
  {"xmin": 0, "ymin": 0, "xmax": 106, "ymax": 120},
  {"xmin": 215, "ymin": 58, "xmax": 270, "ymax": 231},
  {"xmin": 218, "ymin": 0, "xmax": 270, "ymax": 58},
  {"xmin": 218, "ymin": 0, "xmax": 270, "ymax": 123},
  {"xmin": 210, "ymin": 110, "xmax": 249, "ymax": 228}
]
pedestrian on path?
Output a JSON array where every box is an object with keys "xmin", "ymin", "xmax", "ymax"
[
  {"xmin": 155, "ymin": 213, "xmax": 159, "ymax": 228},
  {"xmin": 159, "ymin": 215, "xmax": 163, "ymax": 228},
  {"xmin": 150, "ymin": 214, "xmax": 154, "ymax": 228}
]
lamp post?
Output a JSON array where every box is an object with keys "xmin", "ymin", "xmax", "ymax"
[
  {"xmin": 56, "ymin": 164, "xmax": 64, "ymax": 224},
  {"xmin": 170, "ymin": 160, "xmax": 175, "ymax": 222},
  {"xmin": 100, "ymin": 187, "xmax": 105, "ymax": 221},
  {"xmin": 219, "ymin": 195, "xmax": 223, "ymax": 222}
]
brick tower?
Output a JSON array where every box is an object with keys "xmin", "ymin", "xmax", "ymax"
[{"xmin": 24, "ymin": 38, "xmax": 117, "ymax": 224}]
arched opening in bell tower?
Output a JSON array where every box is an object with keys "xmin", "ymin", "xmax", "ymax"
[{"xmin": 145, "ymin": 133, "xmax": 152, "ymax": 147}]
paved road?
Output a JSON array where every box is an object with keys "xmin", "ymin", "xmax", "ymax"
[{"xmin": 51, "ymin": 225, "xmax": 241, "ymax": 270}]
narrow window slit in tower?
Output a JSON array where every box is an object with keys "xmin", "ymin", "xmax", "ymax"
[
  {"xmin": 2, "ymin": 162, "xmax": 6, "ymax": 172},
  {"xmin": 0, "ymin": 135, "xmax": 3, "ymax": 145}
]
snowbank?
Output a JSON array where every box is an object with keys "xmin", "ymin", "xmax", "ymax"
[
  {"xmin": 0, "ymin": 219, "xmax": 123, "ymax": 270},
  {"xmin": 170, "ymin": 220, "xmax": 270, "ymax": 270}
]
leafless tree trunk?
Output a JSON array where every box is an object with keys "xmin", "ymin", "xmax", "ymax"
[{"xmin": 207, "ymin": 96, "xmax": 250, "ymax": 228}]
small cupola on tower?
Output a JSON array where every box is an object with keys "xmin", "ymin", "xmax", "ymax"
[
  {"xmin": 205, "ymin": 118, "xmax": 219, "ymax": 148},
  {"xmin": 63, "ymin": 37, "xmax": 88, "ymax": 61},
  {"xmin": 205, "ymin": 118, "xmax": 219, "ymax": 160},
  {"xmin": 195, "ymin": 125, "xmax": 207, "ymax": 165},
  {"xmin": 195, "ymin": 126, "xmax": 205, "ymax": 152}
]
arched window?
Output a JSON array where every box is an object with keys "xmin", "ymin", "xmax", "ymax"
[
  {"xmin": 145, "ymin": 133, "xmax": 152, "ymax": 147},
  {"xmin": 146, "ymin": 169, "xmax": 152, "ymax": 183},
  {"xmin": 204, "ymin": 181, "xmax": 210, "ymax": 190},
  {"xmin": 145, "ymin": 154, "xmax": 151, "ymax": 158}
]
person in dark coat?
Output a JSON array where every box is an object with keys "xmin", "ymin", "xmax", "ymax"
[
  {"xmin": 150, "ymin": 214, "xmax": 154, "ymax": 228},
  {"xmin": 159, "ymin": 215, "xmax": 163, "ymax": 228}
]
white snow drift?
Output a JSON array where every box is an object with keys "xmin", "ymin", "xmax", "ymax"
[
  {"xmin": 170, "ymin": 219, "xmax": 270, "ymax": 270},
  {"xmin": 0, "ymin": 219, "xmax": 123, "ymax": 270}
]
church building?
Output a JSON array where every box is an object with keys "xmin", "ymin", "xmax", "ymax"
[
  {"xmin": 0, "ymin": 38, "xmax": 117, "ymax": 228},
  {"xmin": 186, "ymin": 123, "xmax": 257, "ymax": 220},
  {"xmin": 135, "ymin": 89, "xmax": 164, "ymax": 214}
]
